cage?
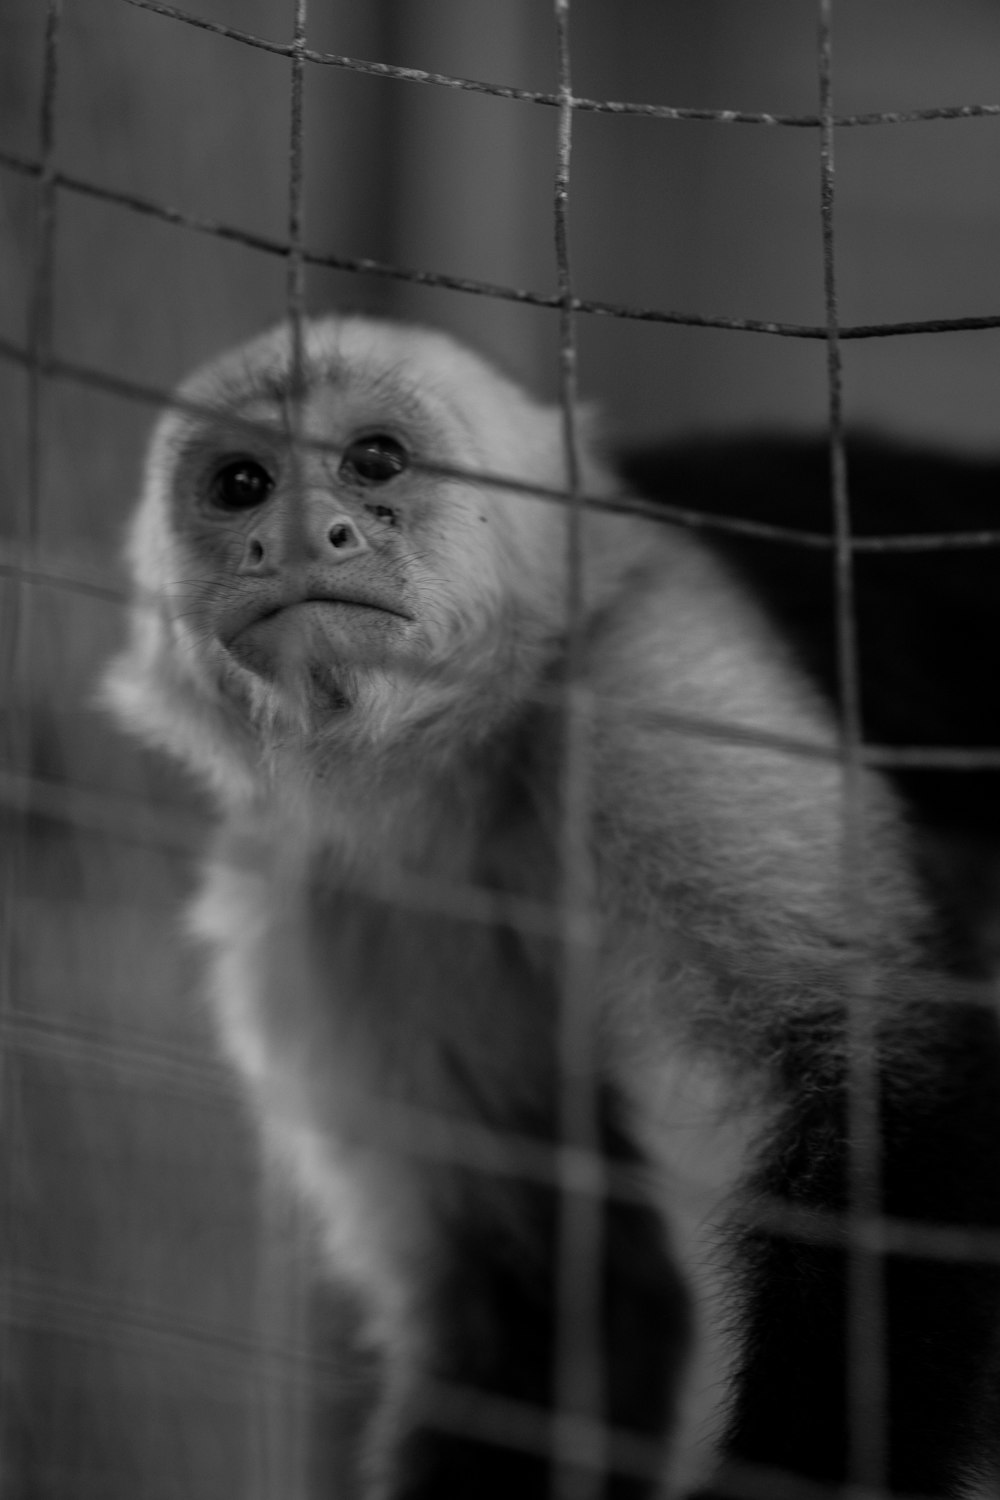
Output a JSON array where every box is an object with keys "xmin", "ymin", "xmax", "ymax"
[{"xmin": 3, "ymin": 3, "xmax": 1000, "ymax": 1497}]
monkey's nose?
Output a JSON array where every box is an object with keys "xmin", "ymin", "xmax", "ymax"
[
  {"xmin": 237, "ymin": 512, "xmax": 369, "ymax": 575},
  {"xmin": 324, "ymin": 516, "xmax": 368, "ymax": 560}
]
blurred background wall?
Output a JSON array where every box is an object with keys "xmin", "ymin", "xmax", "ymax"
[{"xmin": 2, "ymin": 2, "xmax": 1000, "ymax": 1496}]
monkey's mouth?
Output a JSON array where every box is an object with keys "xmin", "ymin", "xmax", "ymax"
[{"xmin": 223, "ymin": 594, "xmax": 412, "ymax": 680}]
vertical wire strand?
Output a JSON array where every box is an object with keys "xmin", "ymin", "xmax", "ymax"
[
  {"xmin": 25, "ymin": 0, "xmax": 63, "ymax": 551},
  {"xmin": 6, "ymin": 0, "xmax": 64, "ymax": 686},
  {"xmin": 817, "ymin": 4, "xmax": 887, "ymax": 1493},
  {"xmin": 1, "ymin": 5, "xmax": 63, "ymax": 1491},
  {"xmin": 551, "ymin": 3, "xmax": 607, "ymax": 1497},
  {"xmin": 285, "ymin": 0, "xmax": 308, "ymax": 397},
  {"xmin": 249, "ymin": 6, "xmax": 311, "ymax": 1498}
]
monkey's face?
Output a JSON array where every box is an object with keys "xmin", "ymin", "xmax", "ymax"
[
  {"xmin": 167, "ymin": 393, "xmax": 422, "ymax": 725},
  {"xmin": 106, "ymin": 317, "xmax": 584, "ymax": 794}
]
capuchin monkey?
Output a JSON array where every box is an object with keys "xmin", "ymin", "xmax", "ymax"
[{"xmin": 103, "ymin": 316, "xmax": 1000, "ymax": 1499}]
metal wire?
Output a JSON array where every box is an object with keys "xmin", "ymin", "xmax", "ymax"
[
  {"xmin": 549, "ymin": 10, "xmax": 609, "ymax": 1497},
  {"xmin": 246, "ymin": 9, "xmax": 313, "ymax": 1497},
  {"xmin": 6, "ymin": 336, "xmax": 1000, "ymax": 557},
  {"xmin": 816, "ymin": 8, "xmax": 887, "ymax": 1491},
  {"xmin": 119, "ymin": 0, "xmax": 1000, "ymax": 133},
  {"xmin": 8, "ymin": 143, "xmax": 1000, "ymax": 343},
  {"xmin": 1, "ymin": 4, "xmax": 64, "ymax": 1491}
]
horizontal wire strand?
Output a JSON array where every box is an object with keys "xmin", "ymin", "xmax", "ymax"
[
  {"xmin": 6, "ymin": 149, "xmax": 1000, "ymax": 342},
  {"xmin": 2, "ymin": 339, "xmax": 1000, "ymax": 555},
  {"xmin": 120, "ymin": 0, "xmax": 1000, "ymax": 131}
]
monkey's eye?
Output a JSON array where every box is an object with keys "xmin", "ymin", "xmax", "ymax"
[
  {"xmin": 340, "ymin": 435, "xmax": 409, "ymax": 486},
  {"xmin": 209, "ymin": 457, "xmax": 274, "ymax": 511}
]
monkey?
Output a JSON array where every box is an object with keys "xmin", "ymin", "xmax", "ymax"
[{"xmin": 103, "ymin": 315, "xmax": 1000, "ymax": 1499}]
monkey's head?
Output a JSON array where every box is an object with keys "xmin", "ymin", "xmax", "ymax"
[{"xmin": 105, "ymin": 316, "xmax": 624, "ymax": 801}]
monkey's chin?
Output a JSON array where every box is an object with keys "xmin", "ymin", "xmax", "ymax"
[
  {"xmin": 221, "ymin": 600, "xmax": 410, "ymax": 733},
  {"xmin": 225, "ymin": 600, "xmax": 402, "ymax": 685}
]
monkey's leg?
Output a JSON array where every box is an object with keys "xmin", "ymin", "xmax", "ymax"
[{"xmin": 378, "ymin": 1092, "xmax": 691, "ymax": 1500}]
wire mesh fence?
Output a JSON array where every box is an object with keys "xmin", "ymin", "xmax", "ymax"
[{"xmin": 3, "ymin": 2, "xmax": 1000, "ymax": 1497}]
